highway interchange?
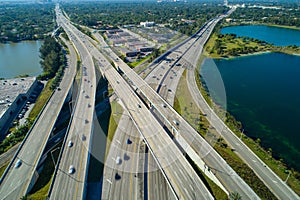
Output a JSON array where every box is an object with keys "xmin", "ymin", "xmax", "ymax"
[
  {"xmin": 51, "ymin": 5, "xmax": 214, "ymax": 199},
  {"xmin": 0, "ymin": 2, "xmax": 299, "ymax": 200},
  {"xmin": 91, "ymin": 15, "xmax": 260, "ymax": 199}
]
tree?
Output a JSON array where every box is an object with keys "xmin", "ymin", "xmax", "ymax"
[
  {"xmin": 229, "ymin": 192, "xmax": 242, "ymax": 200},
  {"xmin": 39, "ymin": 36, "xmax": 64, "ymax": 80}
]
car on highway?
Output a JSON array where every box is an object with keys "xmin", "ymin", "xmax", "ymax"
[
  {"xmin": 14, "ymin": 159, "xmax": 22, "ymax": 169},
  {"xmin": 115, "ymin": 172, "xmax": 121, "ymax": 180},
  {"xmin": 173, "ymin": 120, "xmax": 179, "ymax": 126},
  {"xmin": 82, "ymin": 134, "xmax": 86, "ymax": 141},
  {"xmin": 69, "ymin": 165, "xmax": 75, "ymax": 174},
  {"xmin": 116, "ymin": 156, "xmax": 122, "ymax": 165},
  {"xmin": 68, "ymin": 140, "xmax": 73, "ymax": 147},
  {"xmin": 124, "ymin": 153, "xmax": 130, "ymax": 161},
  {"xmin": 126, "ymin": 138, "xmax": 132, "ymax": 144}
]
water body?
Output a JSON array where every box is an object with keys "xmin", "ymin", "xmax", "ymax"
[
  {"xmin": 201, "ymin": 53, "xmax": 300, "ymax": 170},
  {"xmin": 0, "ymin": 41, "xmax": 43, "ymax": 78},
  {"xmin": 221, "ymin": 25, "xmax": 300, "ymax": 46}
]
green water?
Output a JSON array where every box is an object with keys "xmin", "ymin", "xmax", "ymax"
[
  {"xmin": 201, "ymin": 52, "xmax": 300, "ymax": 171},
  {"xmin": 0, "ymin": 41, "xmax": 42, "ymax": 78}
]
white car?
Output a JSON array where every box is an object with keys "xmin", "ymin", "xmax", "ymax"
[
  {"xmin": 173, "ymin": 120, "xmax": 179, "ymax": 126},
  {"xmin": 14, "ymin": 159, "xmax": 22, "ymax": 169},
  {"xmin": 116, "ymin": 156, "xmax": 122, "ymax": 165},
  {"xmin": 69, "ymin": 165, "xmax": 75, "ymax": 174},
  {"xmin": 68, "ymin": 140, "xmax": 73, "ymax": 147}
]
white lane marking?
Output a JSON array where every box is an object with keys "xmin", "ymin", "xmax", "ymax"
[
  {"xmin": 179, "ymin": 168, "xmax": 183, "ymax": 175},
  {"xmin": 107, "ymin": 179, "xmax": 112, "ymax": 184},
  {"xmin": 174, "ymin": 171, "xmax": 178, "ymax": 178}
]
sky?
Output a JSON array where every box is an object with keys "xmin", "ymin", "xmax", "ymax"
[{"xmin": 0, "ymin": 0, "xmax": 299, "ymax": 2}]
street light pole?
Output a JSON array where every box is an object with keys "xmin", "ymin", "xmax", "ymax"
[{"xmin": 285, "ymin": 171, "xmax": 291, "ymax": 183}]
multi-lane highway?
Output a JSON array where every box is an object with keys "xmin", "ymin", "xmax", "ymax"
[
  {"xmin": 51, "ymin": 5, "xmax": 214, "ymax": 199},
  {"xmin": 101, "ymin": 103, "xmax": 174, "ymax": 200},
  {"xmin": 102, "ymin": 66, "xmax": 214, "ymax": 200},
  {"xmin": 164, "ymin": 6, "xmax": 300, "ymax": 200},
  {"xmin": 91, "ymin": 22, "xmax": 260, "ymax": 199},
  {"xmin": 49, "ymin": 6, "xmax": 97, "ymax": 199},
  {"xmin": 186, "ymin": 42, "xmax": 300, "ymax": 200},
  {"xmin": 141, "ymin": 5, "xmax": 299, "ymax": 199},
  {"xmin": 89, "ymin": 38, "xmax": 215, "ymax": 199},
  {"xmin": 101, "ymin": 109, "xmax": 144, "ymax": 200},
  {"xmin": 2, "ymin": 3, "xmax": 298, "ymax": 199},
  {"xmin": 0, "ymin": 17, "xmax": 77, "ymax": 199}
]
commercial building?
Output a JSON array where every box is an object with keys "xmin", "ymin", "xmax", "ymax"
[
  {"xmin": 140, "ymin": 21, "xmax": 155, "ymax": 27},
  {"xmin": 0, "ymin": 77, "xmax": 41, "ymax": 137}
]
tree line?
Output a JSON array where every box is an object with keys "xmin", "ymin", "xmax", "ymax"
[
  {"xmin": 61, "ymin": 1, "xmax": 229, "ymax": 36},
  {"xmin": 230, "ymin": 6, "xmax": 300, "ymax": 27},
  {"xmin": 39, "ymin": 36, "xmax": 66, "ymax": 89},
  {"xmin": 0, "ymin": 3, "xmax": 55, "ymax": 43}
]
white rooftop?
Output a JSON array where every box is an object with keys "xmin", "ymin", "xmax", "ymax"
[{"xmin": 0, "ymin": 77, "xmax": 36, "ymax": 118}]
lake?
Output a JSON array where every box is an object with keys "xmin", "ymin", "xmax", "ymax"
[
  {"xmin": 201, "ymin": 52, "xmax": 300, "ymax": 171},
  {"xmin": 221, "ymin": 25, "xmax": 300, "ymax": 46},
  {"xmin": 0, "ymin": 41, "xmax": 43, "ymax": 78}
]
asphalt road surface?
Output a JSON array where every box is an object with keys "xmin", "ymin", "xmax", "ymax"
[{"xmin": 49, "ymin": 6, "xmax": 97, "ymax": 199}]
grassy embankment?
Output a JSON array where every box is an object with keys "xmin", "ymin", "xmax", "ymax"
[
  {"xmin": 128, "ymin": 56, "xmax": 151, "ymax": 68},
  {"xmin": 200, "ymin": 32, "xmax": 300, "ymax": 195},
  {"xmin": 0, "ymin": 163, "xmax": 9, "ymax": 177},
  {"xmin": 205, "ymin": 32, "xmax": 300, "ymax": 59},
  {"xmin": 265, "ymin": 24, "xmax": 300, "ymax": 31},
  {"xmin": 28, "ymin": 79, "xmax": 54, "ymax": 120},
  {"xmin": 27, "ymin": 147, "xmax": 60, "ymax": 200},
  {"xmin": 174, "ymin": 70, "xmax": 277, "ymax": 199},
  {"xmin": 102, "ymin": 99, "xmax": 123, "ymax": 160}
]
